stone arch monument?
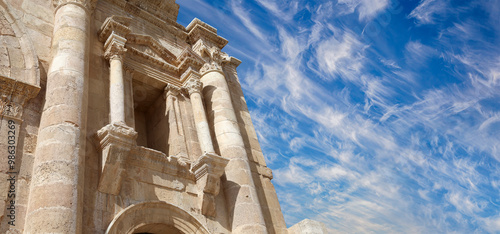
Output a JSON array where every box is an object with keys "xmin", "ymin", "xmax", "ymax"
[{"xmin": 0, "ymin": 0, "xmax": 325, "ymax": 233}]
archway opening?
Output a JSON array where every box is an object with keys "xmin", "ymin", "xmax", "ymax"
[
  {"xmin": 106, "ymin": 201, "xmax": 209, "ymax": 234},
  {"xmin": 132, "ymin": 223, "xmax": 183, "ymax": 234}
]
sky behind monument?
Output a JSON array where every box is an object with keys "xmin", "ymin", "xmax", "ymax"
[{"xmin": 176, "ymin": 0, "xmax": 500, "ymax": 232}]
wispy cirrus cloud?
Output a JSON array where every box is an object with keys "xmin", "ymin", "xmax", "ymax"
[
  {"xmin": 177, "ymin": 0, "xmax": 500, "ymax": 233},
  {"xmin": 408, "ymin": 0, "xmax": 449, "ymax": 24},
  {"xmin": 316, "ymin": 33, "xmax": 365, "ymax": 81},
  {"xmin": 337, "ymin": 0, "xmax": 390, "ymax": 21},
  {"xmin": 230, "ymin": 0, "xmax": 267, "ymax": 41}
]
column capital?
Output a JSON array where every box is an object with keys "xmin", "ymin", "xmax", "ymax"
[
  {"xmin": 0, "ymin": 75, "xmax": 40, "ymax": 119},
  {"xmin": 192, "ymin": 40, "xmax": 230, "ymax": 75},
  {"xmin": 164, "ymin": 84, "xmax": 181, "ymax": 98},
  {"xmin": 53, "ymin": 0, "xmax": 98, "ymax": 13},
  {"xmin": 103, "ymin": 34, "xmax": 127, "ymax": 61},
  {"xmin": 184, "ymin": 78, "xmax": 202, "ymax": 96},
  {"xmin": 99, "ymin": 16, "xmax": 132, "ymax": 61}
]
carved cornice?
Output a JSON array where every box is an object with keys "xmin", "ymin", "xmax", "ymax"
[
  {"xmin": 186, "ymin": 18, "xmax": 228, "ymax": 49},
  {"xmin": 96, "ymin": 122, "xmax": 138, "ymax": 150},
  {"xmin": 0, "ymin": 75, "xmax": 40, "ymax": 119},
  {"xmin": 126, "ymin": 34, "xmax": 177, "ymax": 65},
  {"xmin": 98, "ymin": 16, "xmax": 132, "ymax": 42},
  {"xmin": 53, "ymin": 0, "xmax": 98, "ymax": 13}
]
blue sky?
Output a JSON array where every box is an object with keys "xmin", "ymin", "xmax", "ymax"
[{"xmin": 176, "ymin": 0, "xmax": 500, "ymax": 233}]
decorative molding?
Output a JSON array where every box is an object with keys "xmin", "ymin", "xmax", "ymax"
[
  {"xmin": 0, "ymin": 100, "xmax": 22, "ymax": 119},
  {"xmin": 96, "ymin": 122, "xmax": 138, "ymax": 149},
  {"xmin": 98, "ymin": 16, "xmax": 132, "ymax": 42},
  {"xmin": 186, "ymin": 18, "xmax": 228, "ymax": 49},
  {"xmin": 190, "ymin": 153, "xmax": 229, "ymax": 217},
  {"xmin": 183, "ymin": 77, "xmax": 202, "ymax": 96},
  {"xmin": 52, "ymin": 0, "xmax": 98, "ymax": 13},
  {"xmin": 164, "ymin": 84, "xmax": 181, "ymax": 98},
  {"xmin": 99, "ymin": 16, "xmax": 132, "ymax": 61},
  {"xmin": 193, "ymin": 41, "xmax": 230, "ymax": 75},
  {"xmin": 104, "ymin": 33, "xmax": 127, "ymax": 61},
  {"xmin": 0, "ymin": 75, "xmax": 40, "ymax": 119},
  {"xmin": 126, "ymin": 34, "xmax": 177, "ymax": 65}
]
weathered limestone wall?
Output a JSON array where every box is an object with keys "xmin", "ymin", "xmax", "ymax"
[
  {"xmin": 3, "ymin": 0, "xmax": 52, "ymax": 73},
  {"xmin": 0, "ymin": 0, "xmax": 45, "ymax": 233}
]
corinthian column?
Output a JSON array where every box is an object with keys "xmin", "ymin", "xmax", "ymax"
[
  {"xmin": 183, "ymin": 69, "xmax": 215, "ymax": 155},
  {"xmin": 200, "ymin": 48, "xmax": 267, "ymax": 233},
  {"xmin": 99, "ymin": 16, "xmax": 131, "ymax": 124},
  {"xmin": 104, "ymin": 35, "xmax": 127, "ymax": 124},
  {"xmin": 25, "ymin": 0, "xmax": 95, "ymax": 233}
]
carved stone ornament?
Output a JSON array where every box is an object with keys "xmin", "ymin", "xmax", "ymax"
[
  {"xmin": 164, "ymin": 84, "xmax": 182, "ymax": 98},
  {"xmin": 190, "ymin": 153, "xmax": 229, "ymax": 217},
  {"xmin": 0, "ymin": 100, "xmax": 22, "ymax": 119},
  {"xmin": 184, "ymin": 78, "xmax": 202, "ymax": 95},
  {"xmin": 98, "ymin": 16, "xmax": 132, "ymax": 42},
  {"xmin": 0, "ymin": 75, "xmax": 40, "ymax": 119},
  {"xmin": 197, "ymin": 45, "xmax": 230, "ymax": 75},
  {"xmin": 96, "ymin": 122, "xmax": 138, "ymax": 195},
  {"xmin": 104, "ymin": 34, "xmax": 127, "ymax": 61},
  {"xmin": 52, "ymin": 0, "xmax": 98, "ymax": 12},
  {"xmin": 96, "ymin": 121, "xmax": 138, "ymax": 146},
  {"xmin": 99, "ymin": 16, "xmax": 132, "ymax": 61}
]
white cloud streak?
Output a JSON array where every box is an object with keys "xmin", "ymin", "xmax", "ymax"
[{"xmin": 409, "ymin": 0, "xmax": 448, "ymax": 24}]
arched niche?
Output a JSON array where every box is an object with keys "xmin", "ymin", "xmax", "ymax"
[
  {"xmin": 106, "ymin": 201, "xmax": 210, "ymax": 234},
  {"xmin": 0, "ymin": 0, "xmax": 40, "ymax": 87}
]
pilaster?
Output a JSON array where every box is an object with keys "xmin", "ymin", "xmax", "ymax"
[{"xmin": 164, "ymin": 84, "xmax": 189, "ymax": 161}]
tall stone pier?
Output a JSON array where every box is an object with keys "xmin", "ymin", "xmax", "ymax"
[{"xmin": 24, "ymin": 0, "xmax": 94, "ymax": 233}]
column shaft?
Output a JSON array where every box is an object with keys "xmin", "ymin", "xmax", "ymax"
[
  {"xmin": 201, "ymin": 70, "xmax": 267, "ymax": 233},
  {"xmin": 109, "ymin": 56, "xmax": 125, "ymax": 123},
  {"xmin": 189, "ymin": 89, "xmax": 215, "ymax": 154},
  {"xmin": 25, "ymin": 3, "xmax": 89, "ymax": 233}
]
